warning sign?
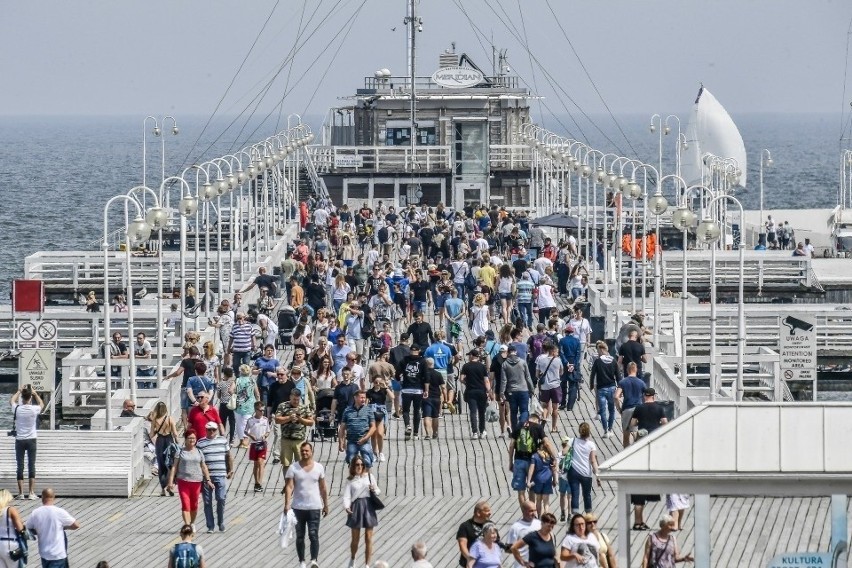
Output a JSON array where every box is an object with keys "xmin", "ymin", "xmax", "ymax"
[
  {"xmin": 18, "ymin": 349, "xmax": 56, "ymax": 392},
  {"xmin": 779, "ymin": 314, "xmax": 817, "ymax": 382}
]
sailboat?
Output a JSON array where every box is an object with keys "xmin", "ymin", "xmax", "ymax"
[{"xmin": 681, "ymin": 86, "xmax": 747, "ymax": 188}]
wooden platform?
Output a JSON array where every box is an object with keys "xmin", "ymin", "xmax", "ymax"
[
  {"xmin": 7, "ymin": 391, "xmax": 846, "ymax": 567},
  {"xmin": 7, "ymin": 308, "xmax": 849, "ymax": 566}
]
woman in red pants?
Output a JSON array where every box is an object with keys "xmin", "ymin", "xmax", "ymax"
[{"xmin": 167, "ymin": 430, "xmax": 214, "ymax": 532}]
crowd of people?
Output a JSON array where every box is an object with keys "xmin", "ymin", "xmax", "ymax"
[{"xmin": 8, "ymin": 197, "xmax": 695, "ymax": 567}]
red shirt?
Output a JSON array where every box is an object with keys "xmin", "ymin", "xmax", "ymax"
[{"xmin": 187, "ymin": 405, "xmax": 222, "ymax": 437}]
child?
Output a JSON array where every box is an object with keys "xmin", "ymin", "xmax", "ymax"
[
  {"xmin": 526, "ymin": 440, "xmax": 557, "ymax": 515},
  {"xmin": 245, "ymin": 401, "xmax": 270, "ymax": 493},
  {"xmin": 557, "ymin": 436, "xmax": 574, "ymax": 522}
]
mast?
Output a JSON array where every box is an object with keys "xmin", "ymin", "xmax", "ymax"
[{"xmin": 405, "ymin": 0, "xmax": 420, "ymax": 175}]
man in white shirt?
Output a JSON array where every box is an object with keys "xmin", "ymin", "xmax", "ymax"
[
  {"xmin": 26, "ymin": 488, "xmax": 80, "ymax": 566},
  {"xmin": 11, "ymin": 386, "xmax": 44, "ymax": 499},
  {"xmin": 505, "ymin": 501, "xmax": 543, "ymax": 568}
]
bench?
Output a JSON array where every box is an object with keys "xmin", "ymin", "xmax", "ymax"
[{"xmin": 0, "ymin": 429, "xmax": 141, "ymax": 497}]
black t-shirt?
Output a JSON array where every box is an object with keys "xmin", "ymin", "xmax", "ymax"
[
  {"xmin": 385, "ymin": 213, "xmax": 398, "ymax": 225},
  {"xmin": 305, "ymin": 282, "xmax": 327, "ymax": 308},
  {"xmin": 523, "ymin": 530, "xmax": 557, "ymax": 568},
  {"xmin": 425, "ymin": 369, "xmax": 444, "ymax": 399},
  {"xmin": 268, "ymin": 380, "xmax": 294, "ymax": 411},
  {"xmin": 366, "ymin": 388, "xmax": 387, "ymax": 406},
  {"xmin": 511, "ymin": 422, "xmax": 545, "ymax": 460},
  {"xmin": 490, "ymin": 355, "xmax": 509, "ymax": 392},
  {"xmin": 631, "ymin": 401, "xmax": 666, "ymax": 433},
  {"xmin": 410, "ymin": 280, "xmax": 430, "ymax": 302},
  {"xmin": 406, "ymin": 322, "xmax": 433, "ymax": 348},
  {"xmin": 618, "ymin": 340, "xmax": 646, "ymax": 377},
  {"xmin": 512, "ymin": 258, "xmax": 528, "ymax": 278},
  {"xmin": 368, "ymin": 275, "xmax": 386, "ymax": 295},
  {"xmin": 461, "ymin": 361, "xmax": 488, "ymax": 392},
  {"xmin": 456, "ymin": 519, "xmax": 486, "ymax": 567},
  {"xmin": 180, "ymin": 357, "xmax": 197, "ymax": 388},
  {"xmin": 333, "ymin": 382, "xmax": 359, "ymax": 415},
  {"xmin": 389, "ymin": 345, "xmax": 411, "ymax": 371},
  {"xmin": 255, "ymin": 273, "xmax": 277, "ymax": 292}
]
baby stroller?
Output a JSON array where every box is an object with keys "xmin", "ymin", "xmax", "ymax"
[
  {"xmin": 312, "ymin": 388, "xmax": 337, "ymax": 441},
  {"xmin": 277, "ymin": 305, "xmax": 298, "ymax": 347}
]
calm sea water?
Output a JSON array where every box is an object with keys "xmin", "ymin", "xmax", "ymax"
[{"xmin": 0, "ymin": 113, "xmax": 846, "ymax": 415}]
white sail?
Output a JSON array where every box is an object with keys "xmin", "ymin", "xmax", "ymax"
[{"xmin": 681, "ymin": 87, "xmax": 747, "ymax": 188}]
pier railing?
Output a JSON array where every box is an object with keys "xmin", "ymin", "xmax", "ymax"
[{"xmin": 309, "ymin": 145, "xmax": 452, "ymax": 174}]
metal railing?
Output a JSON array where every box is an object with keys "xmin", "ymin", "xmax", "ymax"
[
  {"xmin": 309, "ymin": 145, "xmax": 452, "ymax": 174},
  {"xmin": 362, "ymin": 75, "xmax": 519, "ymax": 90},
  {"xmin": 489, "ymin": 145, "xmax": 531, "ymax": 169}
]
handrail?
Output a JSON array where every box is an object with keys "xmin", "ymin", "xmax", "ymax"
[{"xmin": 301, "ymin": 146, "xmax": 330, "ymax": 200}]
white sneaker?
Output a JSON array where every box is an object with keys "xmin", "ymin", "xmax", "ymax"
[
  {"xmin": 379, "ymin": 452, "xmax": 386, "ymax": 462},
  {"xmin": 27, "ymin": 493, "xmax": 37, "ymax": 501},
  {"xmin": 413, "ymin": 435, "xmax": 421, "ymax": 441},
  {"xmin": 471, "ymin": 432, "xmax": 479, "ymax": 440},
  {"xmin": 310, "ymin": 561, "xmax": 319, "ymax": 568},
  {"xmin": 299, "ymin": 562, "xmax": 307, "ymax": 568},
  {"xmin": 348, "ymin": 559, "xmax": 355, "ymax": 568},
  {"xmin": 14, "ymin": 494, "xmax": 24, "ymax": 501},
  {"xmin": 480, "ymin": 431, "xmax": 487, "ymax": 439},
  {"xmin": 190, "ymin": 523, "xmax": 196, "ymax": 534}
]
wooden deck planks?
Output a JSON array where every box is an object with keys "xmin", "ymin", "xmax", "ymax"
[{"xmin": 6, "ymin": 305, "xmax": 846, "ymax": 566}]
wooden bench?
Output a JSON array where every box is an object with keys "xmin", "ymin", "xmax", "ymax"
[{"xmin": 0, "ymin": 429, "xmax": 142, "ymax": 497}]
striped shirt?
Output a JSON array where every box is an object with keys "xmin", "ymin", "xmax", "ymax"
[
  {"xmin": 341, "ymin": 403, "xmax": 375, "ymax": 442},
  {"xmin": 516, "ymin": 279, "xmax": 534, "ymax": 303},
  {"xmin": 229, "ymin": 322, "xmax": 254, "ymax": 352},
  {"xmin": 196, "ymin": 435, "xmax": 229, "ymax": 477}
]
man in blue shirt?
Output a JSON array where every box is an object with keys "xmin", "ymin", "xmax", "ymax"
[
  {"xmin": 442, "ymin": 288, "xmax": 466, "ymax": 341},
  {"xmin": 558, "ymin": 326, "xmax": 582, "ymax": 412},
  {"xmin": 331, "ymin": 335, "xmax": 352, "ymax": 374},
  {"xmin": 615, "ymin": 361, "xmax": 646, "ymax": 449},
  {"xmin": 338, "ymin": 390, "xmax": 376, "ymax": 469}
]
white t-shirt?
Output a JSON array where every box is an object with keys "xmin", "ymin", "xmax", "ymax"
[
  {"xmin": 560, "ymin": 533, "xmax": 600, "ymax": 568},
  {"xmin": 26, "ymin": 505, "xmax": 75, "ymax": 561},
  {"xmin": 285, "ymin": 461, "xmax": 326, "ymax": 510},
  {"xmin": 569, "ymin": 317, "xmax": 592, "ymax": 345},
  {"xmin": 12, "ymin": 403, "xmax": 40, "ymax": 440},
  {"xmin": 537, "ymin": 284, "xmax": 556, "ymax": 308},
  {"xmin": 569, "ymin": 437, "xmax": 597, "ymax": 478},
  {"xmin": 506, "ymin": 518, "xmax": 543, "ymax": 568},
  {"xmin": 535, "ymin": 355, "xmax": 562, "ymax": 390}
]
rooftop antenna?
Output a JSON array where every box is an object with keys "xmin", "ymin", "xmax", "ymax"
[{"xmin": 404, "ymin": 0, "xmax": 422, "ymax": 173}]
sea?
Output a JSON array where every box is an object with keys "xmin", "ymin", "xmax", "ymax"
[{"xmin": 0, "ymin": 113, "xmax": 846, "ymax": 422}]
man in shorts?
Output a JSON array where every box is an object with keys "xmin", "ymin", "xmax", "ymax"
[
  {"xmin": 275, "ymin": 389, "xmax": 315, "ymax": 476},
  {"xmin": 615, "ymin": 362, "xmax": 645, "ymax": 449}
]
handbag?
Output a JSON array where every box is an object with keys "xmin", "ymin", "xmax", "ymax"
[
  {"xmin": 226, "ymin": 383, "xmax": 237, "ymax": 410},
  {"xmin": 6, "ymin": 509, "xmax": 26, "ymax": 562},
  {"xmin": 7, "ymin": 406, "xmax": 17, "ymax": 437},
  {"xmin": 367, "ymin": 474, "xmax": 385, "ymax": 510}
]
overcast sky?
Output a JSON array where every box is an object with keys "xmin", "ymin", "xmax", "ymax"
[{"xmin": 1, "ymin": 0, "xmax": 850, "ymax": 120}]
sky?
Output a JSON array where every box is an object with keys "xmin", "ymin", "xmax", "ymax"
[{"xmin": 1, "ymin": 0, "xmax": 851, "ymax": 122}]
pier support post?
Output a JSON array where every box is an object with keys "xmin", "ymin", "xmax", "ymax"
[
  {"xmin": 616, "ymin": 487, "xmax": 631, "ymax": 568},
  {"xmin": 694, "ymin": 494, "xmax": 711, "ymax": 568}
]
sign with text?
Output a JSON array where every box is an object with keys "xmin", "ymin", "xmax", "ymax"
[
  {"xmin": 18, "ymin": 349, "xmax": 56, "ymax": 392},
  {"xmin": 779, "ymin": 314, "xmax": 817, "ymax": 381},
  {"xmin": 16, "ymin": 320, "xmax": 58, "ymax": 349},
  {"xmin": 767, "ymin": 551, "xmax": 836, "ymax": 568},
  {"xmin": 333, "ymin": 154, "xmax": 364, "ymax": 168},
  {"xmin": 431, "ymin": 66, "xmax": 485, "ymax": 88}
]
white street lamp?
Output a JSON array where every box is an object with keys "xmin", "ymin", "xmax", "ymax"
[
  {"xmin": 701, "ymin": 194, "xmax": 746, "ymax": 401},
  {"xmin": 759, "ymin": 149, "xmax": 773, "ymax": 246}
]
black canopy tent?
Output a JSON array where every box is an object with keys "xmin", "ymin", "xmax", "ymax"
[{"xmin": 530, "ymin": 213, "xmax": 580, "ymax": 229}]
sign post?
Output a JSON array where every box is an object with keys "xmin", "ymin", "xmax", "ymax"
[
  {"xmin": 778, "ymin": 314, "xmax": 817, "ymax": 400},
  {"xmin": 16, "ymin": 320, "xmax": 58, "ymax": 428}
]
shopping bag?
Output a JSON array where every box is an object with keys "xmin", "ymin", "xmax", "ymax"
[
  {"xmin": 278, "ymin": 510, "xmax": 297, "ymax": 549},
  {"xmin": 485, "ymin": 402, "xmax": 499, "ymax": 423},
  {"xmin": 529, "ymin": 395, "xmax": 544, "ymax": 417}
]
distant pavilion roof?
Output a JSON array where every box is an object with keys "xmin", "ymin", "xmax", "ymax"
[{"xmin": 599, "ymin": 402, "xmax": 852, "ymax": 496}]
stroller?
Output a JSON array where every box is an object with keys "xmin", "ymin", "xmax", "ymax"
[
  {"xmin": 311, "ymin": 388, "xmax": 337, "ymax": 441},
  {"xmin": 277, "ymin": 305, "xmax": 298, "ymax": 347}
]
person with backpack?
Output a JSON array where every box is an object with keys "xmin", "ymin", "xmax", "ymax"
[
  {"xmin": 168, "ymin": 524, "xmax": 206, "ymax": 568},
  {"xmin": 508, "ymin": 413, "xmax": 554, "ymax": 509}
]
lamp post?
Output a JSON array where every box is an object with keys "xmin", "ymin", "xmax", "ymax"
[
  {"xmin": 143, "ymin": 116, "xmax": 178, "ymax": 191},
  {"xmin": 758, "ymin": 149, "xmax": 773, "ymax": 247},
  {"xmin": 698, "ymin": 195, "xmax": 746, "ymax": 401},
  {"xmin": 103, "ymin": 195, "xmax": 152, "ymax": 429},
  {"xmin": 671, "ymin": 188, "xmax": 698, "ymax": 386},
  {"xmin": 648, "ymin": 173, "xmax": 685, "ymax": 349}
]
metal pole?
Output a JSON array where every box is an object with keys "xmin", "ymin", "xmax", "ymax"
[
  {"xmin": 653, "ymin": 212, "xmax": 660, "ymax": 347},
  {"xmin": 125, "ymin": 243, "xmax": 137, "ymax": 403},
  {"xmin": 157, "ymin": 227, "xmax": 163, "ymax": 385},
  {"xmin": 681, "ymin": 227, "xmax": 688, "ymax": 385},
  {"xmin": 630, "ymin": 199, "xmax": 637, "ymax": 313},
  {"xmin": 102, "ymin": 234, "xmax": 112, "ymax": 431},
  {"xmin": 709, "ymin": 240, "xmax": 717, "ymax": 401}
]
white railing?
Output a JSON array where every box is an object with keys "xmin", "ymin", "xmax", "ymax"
[
  {"xmin": 310, "ymin": 146, "xmax": 452, "ymax": 174},
  {"xmin": 489, "ymin": 144, "xmax": 531, "ymax": 169}
]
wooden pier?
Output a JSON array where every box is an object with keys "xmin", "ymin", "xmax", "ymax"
[{"xmin": 7, "ymin": 390, "xmax": 847, "ymax": 567}]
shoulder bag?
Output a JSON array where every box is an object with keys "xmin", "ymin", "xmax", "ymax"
[
  {"xmin": 367, "ymin": 474, "xmax": 385, "ymax": 510},
  {"xmin": 7, "ymin": 406, "xmax": 18, "ymax": 437}
]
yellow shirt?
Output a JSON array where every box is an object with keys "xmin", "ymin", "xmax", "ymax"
[{"xmin": 478, "ymin": 265, "xmax": 497, "ymax": 290}]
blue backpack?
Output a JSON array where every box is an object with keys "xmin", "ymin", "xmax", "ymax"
[{"xmin": 172, "ymin": 542, "xmax": 199, "ymax": 568}]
